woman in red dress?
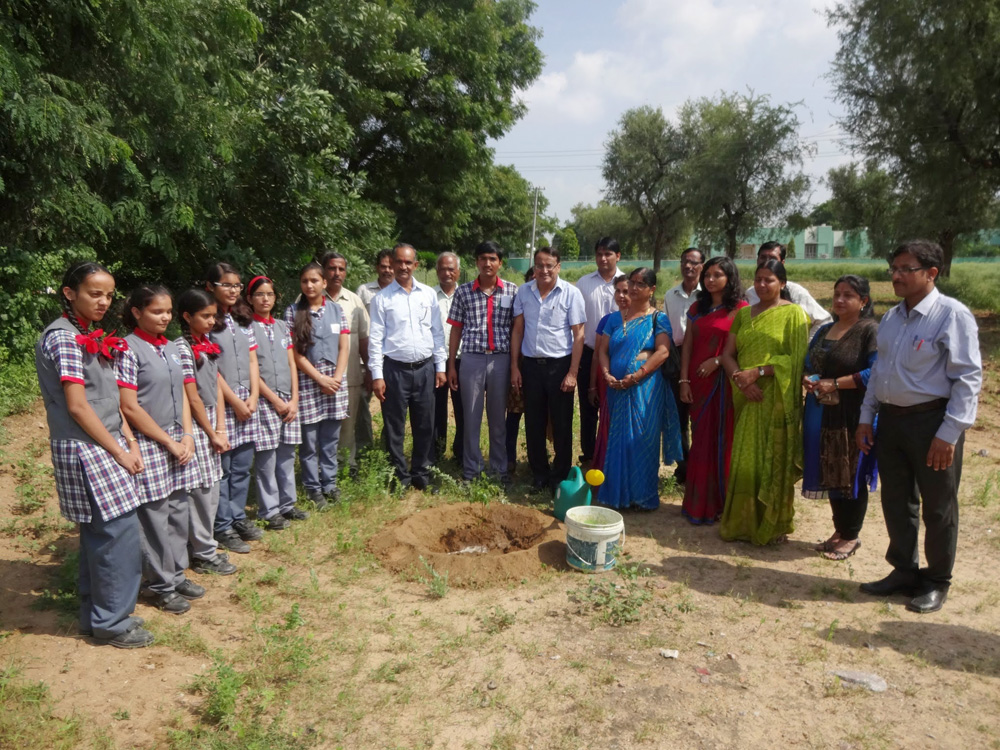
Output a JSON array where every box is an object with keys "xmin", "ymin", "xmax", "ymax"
[{"xmin": 679, "ymin": 257, "xmax": 746, "ymax": 523}]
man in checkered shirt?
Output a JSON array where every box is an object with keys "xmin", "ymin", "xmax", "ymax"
[{"xmin": 446, "ymin": 241, "xmax": 519, "ymax": 482}]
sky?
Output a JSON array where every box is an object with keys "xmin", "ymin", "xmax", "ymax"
[{"xmin": 491, "ymin": 0, "xmax": 855, "ymax": 226}]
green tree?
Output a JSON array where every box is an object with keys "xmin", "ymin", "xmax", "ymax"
[
  {"xmin": 828, "ymin": 0, "xmax": 1000, "ymax": 274},
  {"xmin": 552, "ymin": 226, "xmax": 581, "ymax": 260},
  {"xmin": 825, "ymin": 162, "xmax": 901, "ymax": 259},
  {"xmin": 603, "ymin": 106, "xmax": 688, "ymax": 271},
  {"xmin": 786, "ymin": 237, "xmax": 797, "ymax": 259},
  {"xmin": 568, "ymin": 201, "xmax": 645, "ymax": 258},
  {"xmin": 454, "ymin": 165, "xmax": 551, "ymax": 256},
  {"xmin": 680, "ymin": 91, "xmax": 811, "ymax": 258}
]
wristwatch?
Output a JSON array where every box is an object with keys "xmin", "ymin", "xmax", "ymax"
[{"xmin": 757, "ymin": 366, "xmax": 765, "ymax": 378}]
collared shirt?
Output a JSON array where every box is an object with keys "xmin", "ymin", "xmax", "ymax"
[
  {"xmin": 513, "ymin": 277, "xmax": 587, "ymax": 358},
  {"xmin": 576, "ymin": 268, "xmax": 626, "ymax": 348},
  {"xmin": 860, "ymin": 287, "xmax": 982, "ymax": 444},
  {"xmin": 357, "ymin": 281, "xmax": 387, "ymax": 311},
  {"xmin": 663, "ymin": 281, "xmax": 701, "ymax": 346},
  {"xmin": 368, "ymin": 279, "xmax": 447, "ymax": 379},
  {"xmin": 745, "ymin": 279, "xmax": 833, "ymax": 337},
  {"xmin": 447, "ymin": 277, "xmax": 519, "ymax": 354},
  {"xmin": 433, "ymin": 285, "xmax": 460, "ymax": 358},
  {"xmin": 326, "ymin": 286, "xmax": 370, "ymax": 387}
]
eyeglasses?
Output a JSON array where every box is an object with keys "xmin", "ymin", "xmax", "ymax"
[
  {"xmin": 252, "ymin": 292, "xmax": 276, "ymax": 299},
  {"xmin": 212, "ymin": 282, "xmax": 244, "ymax": 291},
  {"xmin": 680, "ymin": 259, "xmax": 703, "ymax": 267},
  {"xmin": 534, "ymin": 264, "xmax": 558, "ymax": 272},
  {"xmin": 886, "ymin": 265, "xmax": 927, "ymax": 277}
]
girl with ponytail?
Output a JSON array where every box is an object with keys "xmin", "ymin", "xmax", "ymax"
[
  {"xmin": 35, "ymin": 261, "xmax": 152, "ymax": 647},
  {"xmin": 204, "ymin": 262, "xmax": 263, "ymax": 554}
]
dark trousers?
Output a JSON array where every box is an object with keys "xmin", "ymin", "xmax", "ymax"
[
  {"xmin": 830, "ymin": 486, "xmax": 868, "ymax": 541},
  {"xmin": 382, "ymin": 357, "xmax": 435, "ymax": 485},
  {"xmin": 577, "ymin": 345, "xmax": 599, "ymax": 461},
  {"xmin": 522, "ymin": 355, "xmax": 575, "ymax": 487},
  {"xmin": 433, "ymin": 358, "xmax": 463, "ymax": 462},
  {"xmin": 668, "ymin": 375, "xmax": 690, "ymax": 479},
  {"xmin": 79, "ymin": 487, "xmax": 142, "ymax": 639},
  {"xmin": 878, "ymin": 406, "xmax": 964, "ymax": 587}
]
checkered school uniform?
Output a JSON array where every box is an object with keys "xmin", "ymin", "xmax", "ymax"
[
  {"xmin": 446, "ymin": 277, "xmax": 519, "ymax": 353},
  {"xmin": 36, "ymin": 321, "xmax": 140, "ymax": 523},
  {"xmin": 251, "ymin": 316, "xmax": 302, "ymax": 451},
  {"xmin": 117, "ymin": 333, "xmax": 201, "ymax": 503},
  {"xmin": 283, "ymin": 302, "xmax": 350, "ymax": 423},
  {"xmin": 175, "ymin": 336, "xmax": 224, "ymax": 488},
  {"xmin": 212, "ymin": 313, "xmax": 259, "ymax": 447}
]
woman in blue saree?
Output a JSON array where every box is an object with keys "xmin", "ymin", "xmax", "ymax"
[{"xmin": 597, "ymin": 268, "xmax": 683, "ymax": 510}]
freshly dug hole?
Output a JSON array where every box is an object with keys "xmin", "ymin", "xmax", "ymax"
[{"xmin": 368, "ymin": 503, "xmax": 568, "ymax": 586}]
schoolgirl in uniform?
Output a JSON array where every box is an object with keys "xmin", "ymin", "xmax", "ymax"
[
  {"xmin": 283, "ymin": 261, "xmax": 350, "ymax": 507},
  {"xmin": 35, "ymin": 262, "xmax": 153, "ymax": 648},
  {"xmin": 247, "ymin": 276, "xmax": 308, "ymax": 527},
  {"xmin": 205, "ymin": 262, "xmax": 262, "ymax": 554},
  {"xmin": 117, "ymin": 285, "xmax": 203, "ymax": 614},
  {"xmin": 174, "ymin": 289, "xmax": 238, "ymax": 576}
]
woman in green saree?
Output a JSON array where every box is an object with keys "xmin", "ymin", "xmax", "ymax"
[{"xmin": 718, "ymin": 260, "xmax": 809, "ymax": 545}]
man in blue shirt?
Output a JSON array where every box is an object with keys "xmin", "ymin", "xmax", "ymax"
[
  {"xmin": 369, "ymin": 244, "xmax": 448, "ymax": 490},
  {"xmin": 857, "ymin": 240, "xmax": 982, "ymax": 614},
  {"xmin": 510, "ymin": 246, "xmax": 587, "ymax": 493}
]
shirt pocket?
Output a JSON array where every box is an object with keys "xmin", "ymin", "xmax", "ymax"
[{"xmin": 541, "ymin": 298, "xmax": 570, "ymax": 329}]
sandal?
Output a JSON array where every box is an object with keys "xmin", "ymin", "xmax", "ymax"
[
  {"xmin": 823, "ymin": 540, "xmax": 861, "ymax": 561},
  {"xmin": 814, "ymin": 533, "xmax": 841, "ymax": 553}
]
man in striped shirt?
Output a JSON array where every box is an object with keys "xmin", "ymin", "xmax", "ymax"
[{"xmin": 447, "ymin": 241, "xmax": 518, "ymax": 482}]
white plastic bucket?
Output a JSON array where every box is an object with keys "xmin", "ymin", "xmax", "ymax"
[{"xmin": 564, "ymin": 506, "xmax": 625, "ymax": 573}]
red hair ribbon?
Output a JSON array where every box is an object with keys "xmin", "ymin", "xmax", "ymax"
[
  {"xmin": 75, "ymin": 329, "xmax": 104, "ymax": 355},
  {"xmin": 192, "ymin": 340, "xmax": 221, "ymax": 359}
]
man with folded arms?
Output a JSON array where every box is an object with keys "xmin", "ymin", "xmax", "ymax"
[
  {"xmin": 369, "ymin": 244, "xmax": 447, "ymax": 490},
  {"xmin": 510, "ymin": 246, "xmax": 586, "ymax": 493},
  {"xmin": 857, "ymin": 240, "xmax": 982, "ymax": 614}
]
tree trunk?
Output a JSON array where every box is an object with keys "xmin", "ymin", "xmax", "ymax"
[
  {"xmin": 725, "ymin": 226, "xmax": 739, "ymax": 258},
  {"xmin": 937, "ymin": 229, "xmax": 956, "ymax": 278}
]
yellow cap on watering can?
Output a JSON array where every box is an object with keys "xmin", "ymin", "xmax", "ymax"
[{"xmin": 554, "ymin": 466, "xmax": 591, "ymax": 521}]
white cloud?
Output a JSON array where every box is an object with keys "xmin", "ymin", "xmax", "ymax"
[{"xmin": 495, "ymin": 0, "xmax": 849, "ymax": 222}]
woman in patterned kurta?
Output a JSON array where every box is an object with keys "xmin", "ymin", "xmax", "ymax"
[
  {"xmin": 719, "ymin": 260, "xmax": 809, "ymax": 545},
  {"xmin": 283, "ymin": 262, "xmax": 350, "ymax": 507},
  {"xmin": 35, "ymin": 262, "xmax": 153, "ymax": 648}
]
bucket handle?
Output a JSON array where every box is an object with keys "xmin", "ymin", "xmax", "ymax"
[{"xmin": 566, "ymin": 531, "xmax": 625, "ymax": 567}]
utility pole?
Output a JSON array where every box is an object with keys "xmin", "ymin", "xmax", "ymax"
[{"xmin": 530, "ymin": 186, "xmax": 539, "ymax": 255}]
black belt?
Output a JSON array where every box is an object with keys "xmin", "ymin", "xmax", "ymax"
[
  {"xmin": 466, "ymin": 350, "xmax": 509, "ymax": 356},
  {"xmin": 384, "ymin": 356, "xmax": 432, "ymax": 370},
  {"xmin": 880, "ymin": 398, "xmax": 948, "ymax": 417},
  {"xmin": 524, "ymin": 355, "xmax": 571, "ymax": 365}
]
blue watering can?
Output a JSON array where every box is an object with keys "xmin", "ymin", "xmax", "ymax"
[{"xmin": 554, "ymin": 466, "xmax": 605, "ymax": 521}]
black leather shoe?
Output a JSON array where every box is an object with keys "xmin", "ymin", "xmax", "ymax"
[
  {"xmin": 859, "ymin": 570, "xmax": 918, "ymax": 597},
  {"xmin": 906, "ymin": 587, "xmax": 948, "ymax": 614}
]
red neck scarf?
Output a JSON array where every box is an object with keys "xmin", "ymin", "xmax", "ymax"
[{"xmin": 132, "ymin": 327, "xmax": 168, "ymax": 347}]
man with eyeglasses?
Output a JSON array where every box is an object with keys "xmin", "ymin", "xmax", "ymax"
[
  {"xmin": 320, "ymin": 250, "xmax": 373, "ymax": 474},
  {"xmin": 856, "ymin": 240, "xmax": 982, "ymax": 614},
  {"xmin": 574, "ymin": 237, "xmax": 625, "ymax": 465},
  {"xmin": 510, "ymin": 246, "xmax": 586, "ymax": 493},
  {"xmin": 663, "ymin": 246, "xmax": 705, "ymax": 483},
  {"xmin": 369, "ymin": 244, "xmax": 447, "ymax": 491},
  {"xmin": 745, "ymin": 241, "xmax": 832, "ymax": 337}
]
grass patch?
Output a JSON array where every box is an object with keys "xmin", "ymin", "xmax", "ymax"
[
  {"xmin": 34, "ymin": 550, "xmax": 79, "ymax": 617},
  {"xmin": 0, "ymin": 357, "xmax": 40, "ymax": 421},
  {"xmin": 480, "ymin": 605, "xmax": 516, "ymax": 635},
  {"xmin": 0, "ymin": 663, "xmax": 104, "ymax": 750},
  {"xmin": 418, "ymin": 556, "xmax": 449, "ymax": 599},
  {"xmin": 570, "ymin": 561, "xmax": 652, "ymax": 627}
]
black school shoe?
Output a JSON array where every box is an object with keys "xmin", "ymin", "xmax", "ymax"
[
  {"xmin": 215, "ymin": 529, "xmax": 251, "ymax": 554},
  {"xmin": 176, "ymin": 580, "xmax": 206, "ymax": 600},
  {"xmin": 79, "ymin": 615, "xmax": 145, "ymax": 637},
  {"xmin": 145, "ymin": 591, "xmax": 191, "ymax": 615},
  {"xmin": 92, "ymin": 620, "xmax": 155, "ymax": 649},
  {"xmin": 233, "ymin": 519, "xmax": 264, "ymax": 541},
  {"xmin": 282, "ymin": 507, "xmax": 309, "ymax": 521},
  {"xmin": 306, "ymin": 491, "xmax": 328, "ymax": 511},
  {"xmin": 191, "ymin": 554, "xmax": 238, "ymax": 575},
  {"xmin": 264, "ymin": 514, "xmax": 291, "ymax": 530}
]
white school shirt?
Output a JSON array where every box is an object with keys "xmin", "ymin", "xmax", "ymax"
[{"xmin": 575, "ymin": 268, "xmax": 625, "ymax": 348}]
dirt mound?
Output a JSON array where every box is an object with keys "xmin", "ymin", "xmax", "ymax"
[{"xmin": 368, "ymin": 502, "xmax": 568, "ymax": 586}]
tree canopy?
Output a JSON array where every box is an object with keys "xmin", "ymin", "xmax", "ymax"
[{"xmin": 0, "ymin": 0, "xmax": 542, "ymax": 360}]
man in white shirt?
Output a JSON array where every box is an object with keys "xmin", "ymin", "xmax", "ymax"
[
  {"xmin": 432, "ymin": 252, "xmax": 463, "ymax": 464},
  {"xmin": 357, "ymin": 248, "xmax": 396, "ymax": 309},
  {"xmin": 574, "ymin": 237, "xmax": 625, "ymax": 463},
  {"xmin": 744, "ymin": 241, "xmax": 833, "ymax": 337},
  {"xmin": 369, "ymin": 244, "xmax": 448, "ymax": 490},
  {"xmin": 321, "ymin": 251, "xmax": 373, "ymax": 474},
  {"xmin": 662, "ymin": 247, "xmax": 705, "ymax": 483}
]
